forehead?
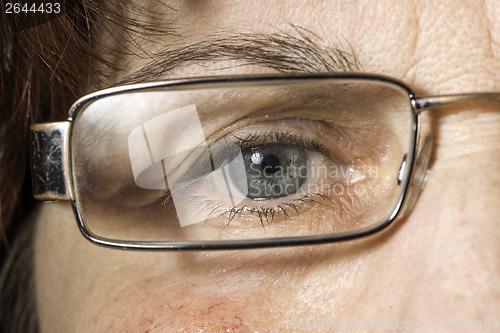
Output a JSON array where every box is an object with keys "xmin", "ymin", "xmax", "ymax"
[{"xmin": 99, "ymin": 1, "xmax": 499, "ymax": 95}]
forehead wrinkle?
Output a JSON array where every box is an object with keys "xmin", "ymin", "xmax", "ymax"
[{"xmin": 117, "ymin": 26, "xmax": 362, "ymax": 85}]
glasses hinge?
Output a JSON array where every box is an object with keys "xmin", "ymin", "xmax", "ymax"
[{"xmin": 31, "ymin": 122, "xmax": 71, "ymax": 201}]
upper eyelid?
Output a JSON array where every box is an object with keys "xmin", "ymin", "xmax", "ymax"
[{"xmin": 231, "ymin": 131, "xmax": 331, "ymax": 157}]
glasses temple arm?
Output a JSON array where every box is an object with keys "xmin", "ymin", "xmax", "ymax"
[{"xmin": 413, "ymin": 92, "xmax": 500, "ymax": 113}]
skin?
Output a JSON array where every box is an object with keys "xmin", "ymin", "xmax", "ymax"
[{"xmin": 35, "ymin": 1, "xmax": 500, "ymax": 332}]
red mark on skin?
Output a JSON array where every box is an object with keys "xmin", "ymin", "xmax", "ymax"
[
  {"xmin": 166, "ymin": 302, "xmax": 184, "ymax": 311},
  {"xmin": 234, "ymin": 315, "xmax": 243, "ymax": 326},
  {"xmin": 207, "ymin": 301, "xmax": 226, "ymax": 313},
  {"xmin": 101, "ymin": 288, "xmax": 254, "ymax": 332},
  {"xmin": 143, "ymin": 320, "xmax": 162, "ymax": 333},
  {"xmin": 166, "ymin": 296, "xmax": 247, "ymax": 331}
]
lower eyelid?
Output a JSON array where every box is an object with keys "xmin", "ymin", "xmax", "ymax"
[
  {"xmin": 176, "ymin": 161, "xmax": 377, "ymax": 229},
  {"xmin": 184, "ymin": 176, "xmax": 378, "ymax": 235}
]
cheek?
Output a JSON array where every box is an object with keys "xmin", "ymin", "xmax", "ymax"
[
  {"xmin": 80, "ymin": 250, "xmax": 357, "ymax": 332},
  {"xmin": 96, "ymin": 282, "xmax": 251, "ymax": 332},
  {"xmin": 32, "ymin": 202, "xmax": 298, "ymax": 331},
  {"xmin": 34, "ymin": 201, "xmax": 418, "ymax": 333},
  {"xmin": 90, "ymin": 254, "xmax": 364, "ymax": 332},
  {"xmin": 34, "ymin": 202, "xmax": 80, "ymax": 332}
]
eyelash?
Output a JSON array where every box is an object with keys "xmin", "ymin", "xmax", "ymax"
[{"xmin": 210, "ymin": 192, "xmax": 331, "ymax": 228}]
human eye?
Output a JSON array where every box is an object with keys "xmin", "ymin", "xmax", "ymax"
[
  {"xmin": 171, "ymin": 125, "xmax": 367, "ymax": 234},
  {"xmin": 71, "ymin": 78, "xmax": 414, "ymax": 243}
]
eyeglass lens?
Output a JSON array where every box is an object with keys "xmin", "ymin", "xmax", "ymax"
[{"xmin": 71, "ymin": 79, "xmax": 415, "ymax": 242}]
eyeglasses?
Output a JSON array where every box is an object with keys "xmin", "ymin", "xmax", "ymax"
[{"xmin": 30, "ymin": 73, "xmax": 500, "ymax": 250}]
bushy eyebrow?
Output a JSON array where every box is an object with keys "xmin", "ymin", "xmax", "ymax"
[{"xmin": 117, "ymin": 27, "xmax": 361, "ymax": 84}]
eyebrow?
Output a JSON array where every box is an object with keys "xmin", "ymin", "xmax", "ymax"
[{"xmin": 117, "ymin": 27, "xmax": 362, "ymax": 85}]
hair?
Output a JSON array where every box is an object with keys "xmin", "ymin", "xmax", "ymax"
[
  {"xmin": 1, "ymin": 1, "xmax": 98, "ymax": 252},
  {"xmin": 0, "ymin": 1, "xmax": 172, "ymax": 331}
]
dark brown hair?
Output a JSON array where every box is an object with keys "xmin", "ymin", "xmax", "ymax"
[
  {"xmin": 0, "ymin": 0, "xmax": 174, "ymax": 250},
  {"xmin": 1, "ymin": 1, "xmax": 98, "ymax": 249},
  {"xmin": 0, "ymin": 3, "xmax": 110, "ymax": 331}
]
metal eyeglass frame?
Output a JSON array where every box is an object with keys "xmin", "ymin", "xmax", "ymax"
[{"xmin": 30, "ymin": 73, "xmax": 500, "ymax": 250}]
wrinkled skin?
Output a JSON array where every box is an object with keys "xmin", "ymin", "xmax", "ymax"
[{"xmin": 35, "ymin": 1, "xmax": 500, "ymax": 332}]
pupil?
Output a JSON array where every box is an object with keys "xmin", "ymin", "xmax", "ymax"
[
  {"xmin": 261, "ymin": 154, "xmax": 281, "ymax": 175},
  {"xmin": 231, "ymin": 143, "xmax": 308, "ymax": 200}
]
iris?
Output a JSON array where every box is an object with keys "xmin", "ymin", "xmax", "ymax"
[{"xmin": 236, "ymin": 143, "xmax": 308, "ymax": 199}]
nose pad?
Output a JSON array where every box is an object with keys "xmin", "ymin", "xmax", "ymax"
[{"xmin": 400, "ymin": 134, "xmax": 433, "ymax": 219}]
